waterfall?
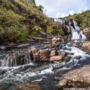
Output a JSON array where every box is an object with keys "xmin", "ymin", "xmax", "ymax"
[
  {"xmin": 53, "ymin": 18, "xmax": 86, "ymax": 42},
  {"xmin": 54, "ymin": 18, "xmax": 65, "ymax": 24},
  {"xmin": 0, "ymin": 18, "xmax": 89, "ymax": 90},
  {"xmin": 0, "ymin": 51, "xmax": 31, "ymax": 68},
  {"xmin": 70, "ymin": 20, "xmax": 86, "ymax": 42}
]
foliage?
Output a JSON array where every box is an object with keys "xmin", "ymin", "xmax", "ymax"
[
  {"xmin": 67, "ymin": 10, "xmax": 90, "ymax": 30},
  {"xmin": 47, "ymin": 22, "xmax": 64, "ymax": 35},
  {"xmin": 0, "ymin": 0, "xmax": 64, "ymax": 43},
  {"xmin": 32, "ymin": 25, "xmax": 42, "ymax": 31},
  {"xmin": 37, "ymin": 5, "xmax": 44, "ymax": 12}
]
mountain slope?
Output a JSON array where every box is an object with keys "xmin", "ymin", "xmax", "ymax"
[{"xmin": 0, "ymin": 0, "xmax": 64, "ymax": 43}]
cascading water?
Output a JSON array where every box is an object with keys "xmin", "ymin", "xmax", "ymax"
[
  {"xmin": 0, "ymin": 19, "xmax": 90, "ymax": 90},
  {"xmin": 0, "ymin": 50, "xmax": 32, "ymax": 68},
  {"xmin": 70, "ymin": 20, "xmax": 86, "ymax": 42}
]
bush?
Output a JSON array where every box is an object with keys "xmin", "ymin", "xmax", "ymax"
[{"xmin": 67, "ymin": 10, "xmax": 90, "ymax": 30}]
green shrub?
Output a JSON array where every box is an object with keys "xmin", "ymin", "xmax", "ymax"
[
  {"xmin": 67, "ymin": 10, "xmax": 90, "ymax": 30},
  {"xmin": 0, "ymin": 0, "xmax": 64, "ymax": 43},
  {"xmin": 32, "ymin": 25, "xmax": 41, "ymax": 31},
  {"xmin": 15, "ymin": 31, "xmax": 27, "ymax": 42}
]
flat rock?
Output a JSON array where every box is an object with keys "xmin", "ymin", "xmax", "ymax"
[{"xmin": 50, "ymin": 55, "xmax": 63, "ymax": 61}]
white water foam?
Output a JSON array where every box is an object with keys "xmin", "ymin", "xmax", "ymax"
[
  {"xmin": 71, "ymin": 20, "xmax": 86, "ymax": 42},
  {"xmin": 65, "ymin": 46, "xmax": 90, "ymax": 58},
  {"xmin": 31, "ymin": 78, "xmax": 42, "ymax": 82}
]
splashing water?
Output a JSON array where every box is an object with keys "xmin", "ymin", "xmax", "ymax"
[
  {"xmin": 0, "ymin": 19, "xmax": 89, "ymax": 90},
  {"xmin": 70, "ymin": 20, "xmax": 86, "ymax": 42}
]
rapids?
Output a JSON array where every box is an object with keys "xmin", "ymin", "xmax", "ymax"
[{"xmin": 0, "ymin": 19, "xmax": 90, "ymax": 90}]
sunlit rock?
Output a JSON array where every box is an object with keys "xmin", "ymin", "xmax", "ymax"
[
  {"xmin": 81, "ymin": 41, "xmax": 90, "ymax": 52},
  {"xmin": 56, "ymin": 65, "xmax": 90, "ymax": 88},
  {"xmin": 83, "ymin": 28, "xmax": 90, "ymax": 40},
  {"xmin": 50, "ymin": 55, "xmax": 63, "ymax": 61}
]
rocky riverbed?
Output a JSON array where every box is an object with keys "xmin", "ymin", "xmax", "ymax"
[
  {"xmin": 0, "ymin": 19, "xmax": 90, "ymax": 90},
  {"xmin": 0, "ymin": 38, "xmax": 90, "ymax": 90}
]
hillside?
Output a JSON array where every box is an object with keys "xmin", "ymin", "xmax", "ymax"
[
  {"xmin": 67, "ymin": 10, "xmax": 90, "ymax": 30},
  {"xmin": 0, "ymin": 0, "xmax": 64, "ymax": 43}
]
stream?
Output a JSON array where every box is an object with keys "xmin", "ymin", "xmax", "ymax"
[{"xmin": 0, "ymin": 19, "xmax": 90, "ymax": 90}]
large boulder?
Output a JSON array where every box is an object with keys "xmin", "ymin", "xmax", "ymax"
[
  {"xmin": 81, "ymin": 41, "xmax": 90, "ymax": 52},
  {"xmin": 28, "ymin": 48, "xmax": 49, "ymax": 62},
  {"xmin": 56, "ymin": 65, "xmax": 90, "ymax": 88},
  {"xmin": 50, "ymin": 51, "xmax": 66, "ymax": 62},
  {"xmin": 39, "ymin": 49, "xmax": 49, "ymax": 61},
  {"xmin": 83, "ymin": 28, "xmax": 90, "ymax": 40}
]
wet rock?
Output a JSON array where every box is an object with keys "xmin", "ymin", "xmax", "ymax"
[
  {"xmin": 50, "ymin": 55, "xmax": 63, "ymax": 61},
  {"xmin": 28, "ymin": 48, "xmax": 49, "ymax": 62},
  {"xmin": 59, "ymin": 52, "xmax": 66, "ymax": 58},
  {"xmin": 61, "ymin": 52, "xmax": 66, "ymax": 58},
  {"xmin": 50, "ymin": 49, "xmax": 57, "ymax": 57},
  {"xmin": 0, "ymin": 70, "xmax": 7, "ymax": 75},
  {"xmin": 17, "ymin": 83, "xmax": 40, "ymax": 90},
  {"xmin": 28, "ymin": 48, "xmax": 39, "ymax": 61},
  {"xmin": 52, "ymin": 37, "xmax": 61, "ymax": 44},
  {"xmin": 75, "ymin": 56, "xmax": 82, "ymax": 60},
  {"xmin": 72, "ymin": 43, "xmax": 78, "ymax": 47},
  {"xmin": 39, "ymin": 49, "xmax": 49, "ymax": 61},
  {"xmin": 81, "ymin": 41, "xmax": 90, "ymax": 52},
  {"xmin": 56, "ymin": 65, "xmax": 90, "ymax": 88},
  {"xmin": 83, "ymin": 28, "xmax": 90, "ymax": 40},
  {"xmin": 52, "ymin": 43, "xmax": 60, "ymax": 49},
  {"xmin": 16, "ymin": 54, "xmax": 26, "ymax": 65}
]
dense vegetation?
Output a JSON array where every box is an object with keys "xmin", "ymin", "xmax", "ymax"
[
  {"xmin": 0, "ymin": 0, "xmax": 63, "ymax": 43},
  {"xmin": 67, "ymin": 10, "xmax": 90, "ymax": 30}
]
